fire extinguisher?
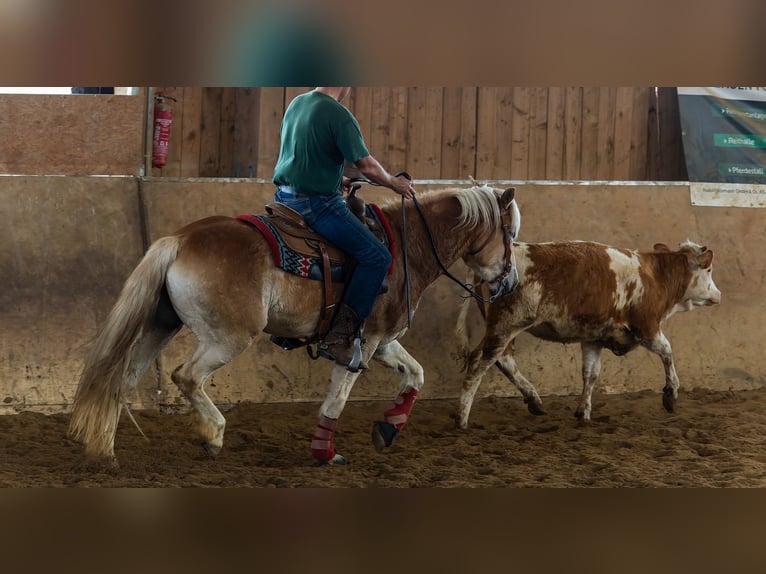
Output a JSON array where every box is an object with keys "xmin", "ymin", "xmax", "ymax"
[{"xmin": 151, "ymin": 92, "xmax": 177, "ymax": 168}]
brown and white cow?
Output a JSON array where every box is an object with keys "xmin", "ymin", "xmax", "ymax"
[{"xmin": 454, "ymin": 240, "xmax": 721, "ymax": 429}]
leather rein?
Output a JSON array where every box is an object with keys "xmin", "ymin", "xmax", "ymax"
[{"xmin": 348, "ymin": 175, "xmax": 516, "ymax": 327}]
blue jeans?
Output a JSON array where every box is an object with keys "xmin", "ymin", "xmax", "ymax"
[{"xmin": 275, "ymin": 186, "xmax": 391, "ymax": 319}]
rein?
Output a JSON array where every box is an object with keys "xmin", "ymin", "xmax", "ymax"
[{"xmin": 348, "ymin": 176, "xmax": 514, "ymax": 312}]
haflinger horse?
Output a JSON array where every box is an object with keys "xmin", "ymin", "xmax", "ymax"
[{"xmin": 68, "ymin": 182, "xmax": 521, "ymax": 466}]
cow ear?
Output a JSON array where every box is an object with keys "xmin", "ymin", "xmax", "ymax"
[
  {"xmin": 698, "ymin": 250, "xmax": 713, "ymax": 269},
  {"xmin": 500, "ymin": 187, "xmax": 516, "ymax": 210},
  {"xmin": 653, "ymin": 243, "xmax": 671, "ymax": 252}
]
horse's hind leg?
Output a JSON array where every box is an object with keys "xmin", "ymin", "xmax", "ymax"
[
  {"xmin": 370, "ymin": 340, "xmax": 425, "ymax": 452},
  {"xmin": 171, "ymin": 337, "xmax": 251, "ymax": 457}
]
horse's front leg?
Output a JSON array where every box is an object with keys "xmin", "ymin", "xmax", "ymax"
[
  {"xmin": 370, "ymin": 340, "xmax": 425, "ymax": 452},
  {"xmin": 312, "ymin": 365, "xmax": 364, "ymax": 465}
]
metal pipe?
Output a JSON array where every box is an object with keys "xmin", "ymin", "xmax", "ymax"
[{"xmin": 143, "ymin": 86, "xmax": 154, "ymax": 177}]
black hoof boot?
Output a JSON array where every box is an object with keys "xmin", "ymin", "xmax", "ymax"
[{"xmin": 371, "ymin": 421, "xmax": 399, "ymax": 452}]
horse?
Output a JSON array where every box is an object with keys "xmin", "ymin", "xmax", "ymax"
[{"xmin": 68, "ymin": 183, "xmax": 521, "ymax": 465}]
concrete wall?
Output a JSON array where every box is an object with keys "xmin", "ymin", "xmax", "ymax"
[{"xmin": 1, "ymin": 176, "xmax": 761, "ymax": 414}]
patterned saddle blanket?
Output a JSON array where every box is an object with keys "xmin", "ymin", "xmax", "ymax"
[{"xmin": 235, "ymin": 202, "xmax": 394, "ymax": 282}]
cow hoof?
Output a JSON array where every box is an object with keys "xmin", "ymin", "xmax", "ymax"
[
  {"xmin": 662, "ymin": 388, "xmax": 676, "ymax": 413},
  {"xmin": 203, "ymin": 442, "xmax": 221, "ymax": 459},
  {"xmin": 574, "ymin": 410, "xmax": 587, "ymax": 421},
  {"xmin": 315, "ymin": 453, "xmax": 348, "ymax": 466},
  {"xmin": 372, "ymin": 421, "xmax": 399, "ymax": 452},
  {"xmin": 525, "ymin": 399, "xmax": 546, "ymax": 416}
]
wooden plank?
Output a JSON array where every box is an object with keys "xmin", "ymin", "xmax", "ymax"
[
  {"xmin": 218, "ymin": 88, "xmax": 237, "ymax": 178},
  {"xmin": 629, "ymin": 87, "xmax": 650, "ymax": 180},
  {"xmin": 600, "ymin": 87, "xmax": 618, "ymax": 180},
  {"xmin": 255, "ymin": 87, "xmax": 285, "ymax": 178},
  {"xmin": 544, "ymin": 87, "xmax": 565, "ymax": 180},
  {"xmin": 457, "ymin": 87, "xmax": 478, "ymax": 179},
  {"xmin": 562, "ymin": 88, "xmax": 584, "ymax": 181},
  {"xmin": 369, "ymin": 88, "xmax": 392, "ymax": 165},
  {"xmin": 527, "ymin": 87, "xmax": 548, "ymax": 179},
  {"xmin": 405, "ymin": 87, "xmax": 427, "ymax": 177},
  {"xmin": 387, "ymin": 87, "xmax": 409, "ymax": 174},
  {"xmin": 232, "ymin": 87, "xmax": 258, "ymax": 178},
  {"xmin": 476, "ymin": 87, "xmax": 514, "ymax": 180},
  {"xmin": 510, "ymin": 87, "xmax": 531, "ymax": 179},
  {"xmin": 475, "ymin": 87, "xmax": 497, "ymax": 179},
  {"xmin": 420, "ymin": 87, "xmax": 444, "ymax": 179},
  {"xmin": 199, "ymin": 88, "xmax": 222, "ymax": 177},
  {"xmin": 0, "ymin": 92, "xmax": 144, "ymax": 176},
  {"xmin": 563, "ymin": 87, "xmax": 583, "ymax": 180},
  {"xmin": 179, "ymin": 87, "xmax": 203, "ymax": 177},
  {"xmin": 349, "ymin": 87, "xmax": 373, "ymax": 146},
  {"xmin": 612, "ymin": 87, "xmax": 634, "ymax": 180},
  {"xmin": 579, "ymin": 88, "xmax": 601, "ymax": 179},
  {"xmin": 441, "ymin": 87, "xmax": 464, "ymax": 179}
]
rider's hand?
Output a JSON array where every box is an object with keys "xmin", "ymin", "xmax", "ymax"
[
  {"xmin": 341, "ymin": 176, "xmax": 353, "ymax": 194},
  {"xmin": 392, "ymin": 174, "xmax": 415, "ymax": 199}
]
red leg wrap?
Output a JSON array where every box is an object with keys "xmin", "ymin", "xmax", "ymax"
[
  {"xmin": 384, "ymin": 388, "xmax": 419, "ymax": 430},
  {"xmin": 310, "ymin": 415, "xmax": 338, "ymax": 462}
]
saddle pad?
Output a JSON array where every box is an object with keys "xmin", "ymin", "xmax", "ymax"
[{"xmin": 236, "ymin": 203, "xmax": 394, "ymax": 282}]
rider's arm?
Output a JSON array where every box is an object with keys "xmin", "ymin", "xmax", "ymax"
[{"xmin": 354, "ymin": 155, "xmax": 415, "ymax": 199}]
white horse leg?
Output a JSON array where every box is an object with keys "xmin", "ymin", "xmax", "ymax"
[
  {"xmin": 171, "ymin": 337, "xmax": 251, "ymax": 457},
  {"xmin": 575, "ymin": 342, "xmax": 603, "ymax": 421},
  {"xmin": 494, "ymin": 350, "xmax": 545, "ymax": 416},
  {"xmin": 641, "ymin": 331, "xmax": 679, "ymax": 413},
  {"xmin": 370, "ymin": 340, "xmax": 425, "ymax": 452},
  {"xmin": 312, "ymin": 365, "xmax": 363, "ymax": 465}
]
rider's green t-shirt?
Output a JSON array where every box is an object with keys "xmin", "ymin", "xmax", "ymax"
[{"xmin": 273, "ymin": 90, "xmax": 370, "ymax": 196}]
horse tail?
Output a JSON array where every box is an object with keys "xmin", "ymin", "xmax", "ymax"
[{"xmin": 68, "ymin": 235, "xmax": 181, "ymax": 460}]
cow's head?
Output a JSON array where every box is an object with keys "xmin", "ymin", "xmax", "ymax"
[{"xmin": 655, "ymin": 240, "xmax": 721, "ymax": 308}]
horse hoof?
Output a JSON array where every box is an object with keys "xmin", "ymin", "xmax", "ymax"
[
  {"xmin": 574, "ymin": 410, "xmax": 586, "ymax": 421},
  {"xmin": 371, "ymin": 421, "xmax": 399, "ymax": 452},
  {"xmin": 203, "ymin": 442, "xmax": 221, "ymax": 459},
  {"xmin": 315, "ymin": 453, "xmax": 348, "ymax": 466}
]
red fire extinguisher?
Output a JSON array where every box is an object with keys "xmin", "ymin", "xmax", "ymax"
[{"xmin": 151, "ymin": 92, "xmax": 176, "ymax": 168}]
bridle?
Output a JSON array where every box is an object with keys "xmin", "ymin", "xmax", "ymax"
[{"xmin": 348, "ymin": 175, "xmax": 519, "ymax": 327}]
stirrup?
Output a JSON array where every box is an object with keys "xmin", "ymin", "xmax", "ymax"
[{"xmin": 317, "ymin": 335, "xmax": 368, "ymax": 372}]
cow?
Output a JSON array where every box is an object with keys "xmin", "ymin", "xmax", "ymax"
[{"xmin": 454, "ymin": 240, "xmax": 721, "ymax": 429}]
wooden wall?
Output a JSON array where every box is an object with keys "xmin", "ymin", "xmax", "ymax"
[{"xmin": 151, "ymin": 87, "xmax": 687, "ymax": 181}]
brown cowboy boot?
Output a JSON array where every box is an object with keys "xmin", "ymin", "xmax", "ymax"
[{"xmin": 317, "ymin": 303, "xmax": 368, "ymax": 372}]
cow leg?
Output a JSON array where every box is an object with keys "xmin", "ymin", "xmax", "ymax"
[
  {"xmin": 457, "ymin": 330, "xmax": 517, "ymax": 429},
  {"xmin": 575, "ymin": 342, "xmax": 603, "ymax": 421},
  {"xmin": 494, "ymin": 349, "xmax": 545, "ymax": 415},
  {"xmin": 642, "ymin": 331, "xmax": 679, "ymax": 413}
]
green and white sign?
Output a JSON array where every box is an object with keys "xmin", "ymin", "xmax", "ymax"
[{"xmin": 678, "ymin": 87, "xmax": 766, "ymax": 207}]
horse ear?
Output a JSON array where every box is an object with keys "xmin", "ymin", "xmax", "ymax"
[
  {"xmin": 500, "ymin": 187, "xmax": 516, "ymax": 209},
  {"xmin": 653, "ymin": 243, "xmax": 671, "ymax": 252}
]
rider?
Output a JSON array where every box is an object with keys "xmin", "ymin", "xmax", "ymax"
[{"xmin": 273, "ymin": 87, "xmax": 415, "ymax": 370}]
